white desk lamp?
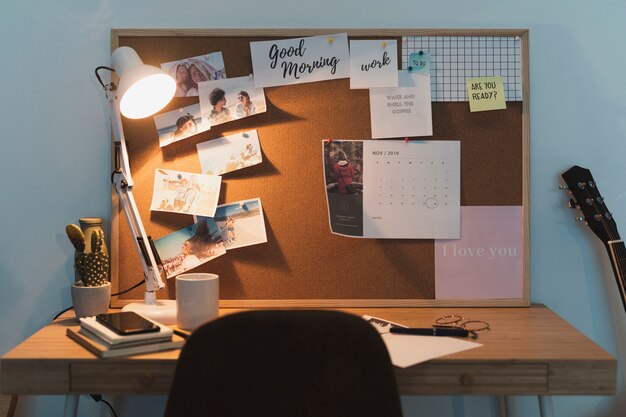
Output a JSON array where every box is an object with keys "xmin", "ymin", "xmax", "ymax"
[{"xmin": 96, "ymin": 46, "xmax": 177, "ymax": 324}]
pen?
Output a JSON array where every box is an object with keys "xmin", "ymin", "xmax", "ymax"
[{"xmin": 390, "ymin": 326, "xmax": 469, "ymax": 337}]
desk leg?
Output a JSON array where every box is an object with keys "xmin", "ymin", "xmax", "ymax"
[
  {"xmin": 63, "ymin": 395, "xmax": 79, "ymax": 417},
  {"xmin": 538, "ymin": 396, "xmax": 554, "ymax": 417},
  {"xmin": 497, "ymin": 396, "xmax": 510, "ymax": 417}
]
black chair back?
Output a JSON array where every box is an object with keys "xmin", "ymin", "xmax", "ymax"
[{"xmin": 164, "ymin": 309, "xmax": 403, "ymax": 417}]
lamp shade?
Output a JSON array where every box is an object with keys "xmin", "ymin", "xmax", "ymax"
[{"xmin": 111, "ymin": 46, "xmax": 176, "ymax": 119}]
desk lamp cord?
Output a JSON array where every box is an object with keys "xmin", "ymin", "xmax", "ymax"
[
  {"xmin": 90, "ymin": 394, "xmax": 119, "ymax": 417},
  {"xmin": 51, "ymin": 279, "xmax": 144, "ymax": 321}
]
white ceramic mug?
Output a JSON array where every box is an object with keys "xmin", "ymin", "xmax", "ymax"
[{"xmin": 176, "ymin": 273, "xmax": 219, "ymax": 330}]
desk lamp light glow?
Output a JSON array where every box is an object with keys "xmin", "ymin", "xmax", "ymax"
[{"xmin": 96, "ymin": 46, "xmax": 177, "ymax": 324}]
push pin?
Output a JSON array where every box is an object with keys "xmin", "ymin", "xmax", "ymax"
[
  {"xmin": 325, "ymin": 138, "xmax": 332, "ymax": 143},
  {"xmin": 381, "ymin": 41, "xmax": 387, "ymax": 48},
  {"xmin": 328, "ymin": 37, "xmax": 334, "ymax": 44},
  {"xmin": 249, "ymin": 73, "xmax": 254, "ymax": 79},
  {"xmin": 404, "ymin": 137, "xmax": 410, "ymax": 142},
  {"xmin": 418, "ymin": 50, "xmax": 424, "ymax": 56}
]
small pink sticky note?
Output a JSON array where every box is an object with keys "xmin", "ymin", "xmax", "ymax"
[{"xmin": 435, "ymin": 206, "xmax": 523, "ymax": 300}]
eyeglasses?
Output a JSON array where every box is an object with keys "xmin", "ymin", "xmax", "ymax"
[{"xmin": 433, "ymin": 315, "xmax": 490, "ymax": 339}]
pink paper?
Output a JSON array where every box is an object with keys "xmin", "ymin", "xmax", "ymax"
[{"xmin": 435, "ymin": 206, "xmax": 523, "ymax": 300}]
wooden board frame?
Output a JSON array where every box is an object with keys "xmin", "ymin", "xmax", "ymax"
[{"xmin": 110, "ymin": 29, "xmax": 530, "ymax": 308}]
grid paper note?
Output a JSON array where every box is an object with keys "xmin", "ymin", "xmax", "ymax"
[{"xmin": 402, "ymin": 36, "xmax": 522, "ymax": 102}]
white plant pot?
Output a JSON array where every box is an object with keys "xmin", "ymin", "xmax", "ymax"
[{"xmin": 71, "ymin": 281, "xmax": 111, "ymax": 319}]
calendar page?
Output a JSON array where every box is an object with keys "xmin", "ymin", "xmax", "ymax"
[{"xmin": 323, "ymin": 140, "xmax": 460, "ymax": 239}]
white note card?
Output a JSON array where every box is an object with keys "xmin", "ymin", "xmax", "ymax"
[
  {"xmin": 250, "ymin": 33, "xmax": 350, "ymax": 88},
  {"xmin": 349, "ymin": 40, "xmax": 398, "ymax": 89},
  {"xmin": 369, "ymin": 70, "xmax": 433, "ymax": 139}
]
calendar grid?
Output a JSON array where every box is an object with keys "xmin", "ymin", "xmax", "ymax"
[{"xmin": 402, "ymin": 36, "xmax": 522, "ymax": 102}]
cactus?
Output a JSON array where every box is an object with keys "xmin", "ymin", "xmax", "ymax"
[{"xmin": 65, "ymin": 224, "xmax": 109, "ymax": 286}]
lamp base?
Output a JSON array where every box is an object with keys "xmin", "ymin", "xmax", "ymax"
[{"xmin": 122, "ymin": 299, "xmax": 177, "ymax": 325}]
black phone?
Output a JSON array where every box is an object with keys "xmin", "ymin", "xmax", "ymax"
[{"xmin": 95, "ymin": 311, "xmax": 160, "ymax": 336}]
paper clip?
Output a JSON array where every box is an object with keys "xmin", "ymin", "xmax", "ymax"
[
  {"xmin": 328, "ymin": 37, "xmax": 334, "ymax": 44},
  {"xmin": 381, "ymin": 41, "xmax": 387, "ymax": 48}
]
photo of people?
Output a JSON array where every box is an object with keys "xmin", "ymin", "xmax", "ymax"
[
  {"xmin": 196, "ymin": 130, "xmax": 263, "ymax": 176},
  {"xmin": 150, "ymin": 169, "xmax": 221, "ymax": 217},
  {"xmin": 154, "ymin": 218, "xmax": 226, "ymax": 278},
  {"xmin": 198, "ymin": 75, "xmax": 267, "ymax": 127},
  {"xmin": 161, "ymin": 52, "xmax": 227, "ymax": 97},
  {"xmin": 323, "ymin": 140, "xmax": 363, "ymax": 194},
  {"xmin": 198, "ymin": 198, "xmax": 267, "ymax": 250},
  {"xmin": 153, "ymin": 104, "xmax": 210, "ymax": 147}
]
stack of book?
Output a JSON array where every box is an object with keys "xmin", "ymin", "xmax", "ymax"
[{"xmin": 66, "ymin": 316, "xmax": 185, "ymax": 358}]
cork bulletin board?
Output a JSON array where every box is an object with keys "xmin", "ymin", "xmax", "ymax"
[{"xmin": 110, "ymin": 29, "xmax": 530, "ymax": 308}]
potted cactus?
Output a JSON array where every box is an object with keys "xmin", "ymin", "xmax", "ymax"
[{"xmin": 66, "ymin": 223, "xmax": 111, "ymax": 319}]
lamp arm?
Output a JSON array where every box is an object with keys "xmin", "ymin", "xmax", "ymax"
[{"xmin": 108, "ymin": 91, "xmax": 166, "ymax": 298}]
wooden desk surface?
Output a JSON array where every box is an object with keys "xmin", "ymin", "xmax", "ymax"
[{"xmin": 0, "ymin": 305, "xmax": 616, "ymax": 396}]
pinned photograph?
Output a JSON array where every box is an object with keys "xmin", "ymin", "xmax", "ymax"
[
  {"xmin": 150, "ymin": 169, "xmax": 221, "ymax": 217},
  {"xmin": 198, "ymin": 75, "xmax": 267, "ymax": 127},
  {"xmin": 198, "ymin": 198, "xmax": 267, "ymax": 250},
  {"xmin": 161, "ymin": 52, "xmax": 227, "ymax": 97},
  {"xmin": 196, "ymin": 130, "xmax": 262, "ymax": 176},
  {"xmin": 154, "ymin": 218, "xmax": 226, "ymax": 278},
  {"xmin": 154, "ymin": 104, "xmax": 210, "ymax": 147}
]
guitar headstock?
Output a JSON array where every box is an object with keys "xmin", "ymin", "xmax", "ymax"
[{"xmin": 561, "ymin": 165, "xmax": 619, "ymax": 244}]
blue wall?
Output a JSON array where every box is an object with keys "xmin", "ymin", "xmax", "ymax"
[{"xmin": 2, "ymin": 1, "xmax": 626, "ymax": 416}]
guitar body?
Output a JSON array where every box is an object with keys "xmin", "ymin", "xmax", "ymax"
[{"xmin": 562, "ymin": 165, "xmax": 626, "ymax": 313}]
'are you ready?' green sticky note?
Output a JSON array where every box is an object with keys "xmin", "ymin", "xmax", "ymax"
[{"xmin": 466, "ymin": 76, "xmax": 506, "ymax": 112}]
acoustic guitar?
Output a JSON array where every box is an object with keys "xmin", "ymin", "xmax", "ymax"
[{"xmin": 561, "ymin": 165, "xmax": 626, "ymax": 313}]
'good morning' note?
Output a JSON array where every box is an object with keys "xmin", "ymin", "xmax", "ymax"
[{"xmin": 250, "ymin": 33, "xmax": 350, "ymax": 88}]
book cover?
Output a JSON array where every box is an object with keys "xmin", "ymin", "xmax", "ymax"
[
  {"xmin": 79, "ymin": 327, "xmax": 172, "ymax": 349},
  {"xmin": 79, "ymin": 316, "xmax": 173, "ymax": 346},
  {"xmin": 67, "ymin": 328, "xmax": 184, "ymax": 358}
]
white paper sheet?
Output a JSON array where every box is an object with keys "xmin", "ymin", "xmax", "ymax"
[
  {"xmin": 363, "ymin": 315, "xmax": 482, "ymax": 368},
  {"xmin": 349, "ymin": 39, "xmax": 398, "ymax": 89},
  {"xmin": 250, "ymin": 33, "xmax": 350, "ymax": 88},
  {"xmin": 369, "ymin": 70, "xmax": 432, "ymax": 139},
  {"xmin": 323, "ymin": 140, "xmax": 460, "ymax": 239}
]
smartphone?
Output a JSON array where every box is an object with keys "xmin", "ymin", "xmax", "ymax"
[{"xmin": 95, "ymin": 311, "xmax": 160, "ymax": 336}]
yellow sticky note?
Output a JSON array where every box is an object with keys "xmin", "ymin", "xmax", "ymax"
[{"xmin": 466, "ymin": 77, "xmax": 506, "ymax": 112}]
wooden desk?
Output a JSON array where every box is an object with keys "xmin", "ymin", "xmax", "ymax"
[{"xmin": 0, "ymin": 305, "xmax": 616, "ymax": 397}]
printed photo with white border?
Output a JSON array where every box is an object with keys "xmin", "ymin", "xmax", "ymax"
[
  {"xmin": 196, "ymin": 130, "xmax": 262, "ymax": 176},
  {"xmin": 161, "ymin": 52, "xmax": 227, "ymax": 97},
  {"xmin": 154, "ymin": 218, "xmax": 226, "ymax": 278},
  {"xmin": 198, "ymin": 75, "xmax": 267, "ymax": 127},
  {"xmin": 197, "ymin": 198, "xmax": 267, "ymax": 250},
  {"xmin": 154, "ymin": 104, "xmax": 210, "ymax": 147},
  {"xmin": 150, "ymin": 169, "xmax": 221, "ymax": 217}
]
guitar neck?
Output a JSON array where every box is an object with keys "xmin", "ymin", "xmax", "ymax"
[{"xmin": 606, "ymin": 239, "xmax": 626, "ymax": 313}]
